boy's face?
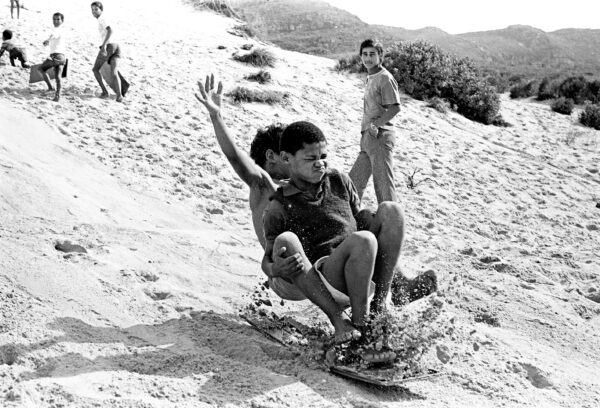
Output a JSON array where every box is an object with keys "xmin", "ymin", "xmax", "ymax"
[
  {"xmin": 361, "ymin": 47, "xmax": 382, "ymax": 70},
  {"xmin": 91, "ymin": 5, "xmax": 102, "ymax": 18},
  {"xmin": 53, "ymin": 15, "xmax": 63, "ymax": 27},
  {"xmin": 284, "ymin": 141, "xmax": 328, "ymax": 184}
]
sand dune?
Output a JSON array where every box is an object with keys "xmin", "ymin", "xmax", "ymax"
[{"xmin": 1, "ymin": 0, "xmax": 599, "ymax": 407}]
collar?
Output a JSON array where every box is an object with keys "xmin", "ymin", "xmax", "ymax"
[{"xmin": 281, "ymin": 172, "xmax": 329, "ymax": 197}]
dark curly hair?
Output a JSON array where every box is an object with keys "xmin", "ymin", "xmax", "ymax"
[
  {"xmin": 249, "ymin": 123, "xmax": 286, "ymax": 168},
  {"xmin": 359, "ymin": 39, "xmax": 384, "ymax": 56},
  {"xmin": 280, "ymin": 121, "xmax": 326, "ymax": 155}
]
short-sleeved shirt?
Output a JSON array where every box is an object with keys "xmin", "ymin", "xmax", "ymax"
[
  {"xmin": 97, "ymin": 14, "xmax": 118, "ymax": 44},
  {"xmin": 361, "ymin": 67, "xmax": 401, "ymax": 132},
  {"xmin": 263, "ymin": 169, "xmax": 361, "ymax": 264},
  {"xmin": 47, "ymin": 26, "xmax": 67, "ymax": 55}
]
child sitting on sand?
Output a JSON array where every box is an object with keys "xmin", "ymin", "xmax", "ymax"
[
  {"xmin": 0, "ymin": 29, "xmax": 30, "ymax": 68},
  {"xmin": 261, "ymin": 121, "xmax": 407, "ymax": 363}
]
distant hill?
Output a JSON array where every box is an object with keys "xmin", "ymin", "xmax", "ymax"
[{"xmin": 231, "ymin": 0, "xmax": 600, "ymax": 77}]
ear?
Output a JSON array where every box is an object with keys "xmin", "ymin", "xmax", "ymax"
[{"xmin": 265, "ymin": 149, "xmax": 276, "ymax": 162}]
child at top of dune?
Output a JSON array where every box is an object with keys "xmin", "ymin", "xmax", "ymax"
[
  {"xmin": 37, "ymin": 12, "xmax": 68, "ymax": 102},
  {"xmin": 91, "ymin": 1, "xmax": 124, "ymax": 102},
  {"xmin": 0, "ymin": 29, "xmax": 30, "ymax": 68}
]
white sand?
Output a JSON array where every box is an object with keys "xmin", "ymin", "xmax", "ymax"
[{"xmin": 1, "ymin": 0, "xmax": 599, "ymax": 407}]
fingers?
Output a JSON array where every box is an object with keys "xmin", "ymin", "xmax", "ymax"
[
  {"xmin": 210, "ymin": 73, "xmax": 215, "ymax": 91},
  {"xmin": 217, "ymin": 81, "xmax": 224, "ymax": 95},
  {"xmin": 196, "ymin": 80, "xmax": 207, "ymax": 99}
]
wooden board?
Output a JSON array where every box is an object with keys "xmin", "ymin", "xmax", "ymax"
[{"xmin": 99, "ymin": 63, "xmax": 130, "ymax": 97}]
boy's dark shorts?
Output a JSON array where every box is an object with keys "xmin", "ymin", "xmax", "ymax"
[
  {"xmin": 39, "ymin": 53, "xmax": 67, "ymax": 71},
  {"xmin": 94, "ymin": 43, "xmax": 122, "ymax": 68},
  {"xmin": 9, "ymin": 48, "xmax": 28, "ymax": 66}
]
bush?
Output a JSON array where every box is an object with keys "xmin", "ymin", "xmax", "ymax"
[
  {"xmin": 551, "ymin": 97, "xmax": 574, "ymax": 115},
  {"xmin": 233, "ymin": 48, "xmax": 276, "ymax": 67},
  {"xmin": 233, "ymin": 24, "xmax": 256, "ymax": 38},
  {"xmin": 537, "ymin": 77, "xmax": 560, "ymax": 101},
  {"xmin": 334, "ymin": 54, "xmax": 365, "ymax": 73},
  {"xmin": 579, "ymin": 103, "xmax": 600, "ymax": 129},
  {"xmin": 558, "ymin": 76, "xmax": 590, "ymax": 104},
  {"xmin": 425, "ymin": 97, "xmax": 447, "ymax": 113},
  {"xmin": 509, "ymin": 80, "xmax": 537, "ymax": 99},
  {"xmin": 187, "ymin": 0, "xmax": 238, "ymax": 18},
  {"xmin": 226, "ymin": 86, "xmax": 287, "ymax": 104},
  {"xmin": 245, "ymin": 69, "xmax": 272, "ymax": 84},
  {"xmin": 384, "ymin": 41, "xmax": 454, "ymax": 101},
  {"xmin": 587, "ymin": 80, "xmax": 600, "ymax": 103}
]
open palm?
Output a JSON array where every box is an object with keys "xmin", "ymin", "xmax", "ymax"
[{"xmin": 195, "ymin": 74, "xmax": 223, "ymax": 116}]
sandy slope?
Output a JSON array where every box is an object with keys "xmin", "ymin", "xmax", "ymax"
[{"xmin": 1, "ymin": 0, "xmax": 599, "ymax": 407}]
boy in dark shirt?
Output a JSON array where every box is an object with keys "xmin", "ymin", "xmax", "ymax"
[
  {"xmin": 262, "ymin": 121, "xmax": 407, "ymax": 362},
  {"xmin": 0, "ymin": 30, "xmax": 30, "ymax": 68}
]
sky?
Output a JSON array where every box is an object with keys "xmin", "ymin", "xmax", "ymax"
[{"xmin": 322, "ymin": 0, "xmax": 600, "ymax": 34}]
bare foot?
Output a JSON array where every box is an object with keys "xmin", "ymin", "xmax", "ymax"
[
  {"xmin": 52, "ymin": 94, "xmax": 60, "ymax": 102},
  {"xmin": 99, "ymin": 92, "xmax": 109, "ymax": 99},
  {"xmin": 333, "ymin": 320, "xmax": 361, "ymax": 345},
  {"xmin": 116, "ymin": 95, "xmax": 123, "ymax": 103}
]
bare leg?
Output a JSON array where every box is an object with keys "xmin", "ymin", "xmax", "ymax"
[
  {"xmin": 358, "ymin": 202, "xmax": 405, "ymax": 313},
  {"xmin": 39, "ymin": 67, "xmax": 54, "ymax": 91},
  {"xmin": 92, "ymin": 58, "xmax": 109, "ymax": 97},
  {"xmin": 53, "ymin": 65, "xmax": 63, "ymax": 102},
  {"xmin": 273, "ymin": 232, "xmax": 357, "ymax": 339},
  {"xmin": 320, "ymin": 231, "xmax": 378, "ymax": 327},
  {"xmin": 109, "ymin": 57, "xmax": 123, "ymax": 102}
]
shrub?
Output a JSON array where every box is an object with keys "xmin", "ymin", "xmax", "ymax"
[
  {"xmin": 334, "ymin": 54, "xmax": 365, "ymax": 73},
  {"xmin": 587, "ymin": 80, "xmax": 600, "ymax": 103},
  {"xmin": 551, "ymin": 97, "xmax": 574, "ymax": 115},
  {"xmin": 509, "ymin": 80, "xmax": 537, "ymax": 99},
  {"xmin": 425, "ymin": 97, "xmax": 447, "ymax": 113},
  {"xmin": 187, "ymin": 0, "xmax": 238, "ymax": 18},
  {"xmin": 384, "ymin": 41, "xmax": 454, "ymax": 101},
  {"xmin": 233, "ymin": 48, "xmax": 276, "ymax": 67},
  {"xmin": 245, "ymin": 69, "xmax": 272, "ymax": 84},
  {"xmin": 579, "ymin": 103, "xmax": 600, "ymax": 130},
  {"xmin": 226, "ymin": 86, "xmax": 287, "ymax": 104},
  {"xmin": 537, "ymin": 77, "xmax": 560, "ymax": 101},
  {"xmin": 559, "ymin": 76, "xmax": 590, "ymax": 104},
  {"xmin": 454, "ymin": 79, "xmax": 501, "ymax": 125},
  {"xmin": 233, "ymin": 24, "xmax": 256, "ymax": 38}
]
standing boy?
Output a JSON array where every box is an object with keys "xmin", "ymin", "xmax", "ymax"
[
  {"xmin": 10, "ymin": 0, "xmax": 20, "ymax": 19},
  {"xmin": 262, "ymin": 121, "xmax": 409, "ymax": 362},
  {"xmin": 0, "ymin": 29, "xmax": 30, "ymax": 68},
  {"xmin": 91, "ymin": 1, "xmax": 123, "ymax": 102},
  {"xmin": 349, "ymin": 39, "xmax": 401, "ymax": 204},
  {"xmin": 38, "ymin": 13, "xmax": 67, "ymax": 102}
]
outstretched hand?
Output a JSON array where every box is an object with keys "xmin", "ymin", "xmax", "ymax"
[{"xmin": 195, "ymin": 74, "xmax": 223, "ymax": 116}]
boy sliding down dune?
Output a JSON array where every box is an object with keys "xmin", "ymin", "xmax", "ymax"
[{"xmin": 194, "ymin": 75, "xmax": 435, "ymax": 361}]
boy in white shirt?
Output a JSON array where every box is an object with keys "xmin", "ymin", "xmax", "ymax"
[
  {"xmin": 90, "ymin": 1, "xmax": 123, "ymax": 102},
  {"xmin": 38, "ymin": 12, "xmax": 67, "ymax": 102}
]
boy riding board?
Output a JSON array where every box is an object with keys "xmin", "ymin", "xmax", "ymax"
[
  {"xmin": 262, "ymin": 121, "xmax": 406, "ymax": 362},
  {"xmin": 194, "ymin": 75, "xmax": 435, "ymax": 351}
]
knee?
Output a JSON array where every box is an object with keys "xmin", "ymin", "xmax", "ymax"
[
  {"xmin": 349, "ymin": 230, "xmax": 378, "ymax": 254},
  {"xmin": 376, "ymin": 201, "xmax": 404, "ymax": 225},
  {"xmin": 274, "ymin": 231, "xmax": 301, "ymax": 254}
]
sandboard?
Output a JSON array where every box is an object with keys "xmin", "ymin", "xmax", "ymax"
[
  {"xmin": 241, "ymin": 312, "xmax": 437, "ymax": 387},
  {"xmin": 99, "ymin": 62, "xmax": 130, "ymax": 97},
  {"xmin": 29, "ymin": 60, "xmax": 68, "ymax": 84}
]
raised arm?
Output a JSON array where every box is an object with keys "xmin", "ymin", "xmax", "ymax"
[{"xmin": 195, "ymin": 74, "xmax": 265, "ymax": 187}]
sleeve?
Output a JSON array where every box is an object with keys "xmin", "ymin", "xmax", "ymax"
[
  {"xmin": 380, "ymin": 74, "xmax": 401, "ymax": 106},
  {"xmin": 340, "ymin": 172, "xmax": 362, "ymax": 215},
  {"xmin": 0, "ymin": 42, "xmax": 8, "ymax": 54},
  {"xmin": 262, "ymin": 200, "xmax": 286, "ymax": 248}
]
